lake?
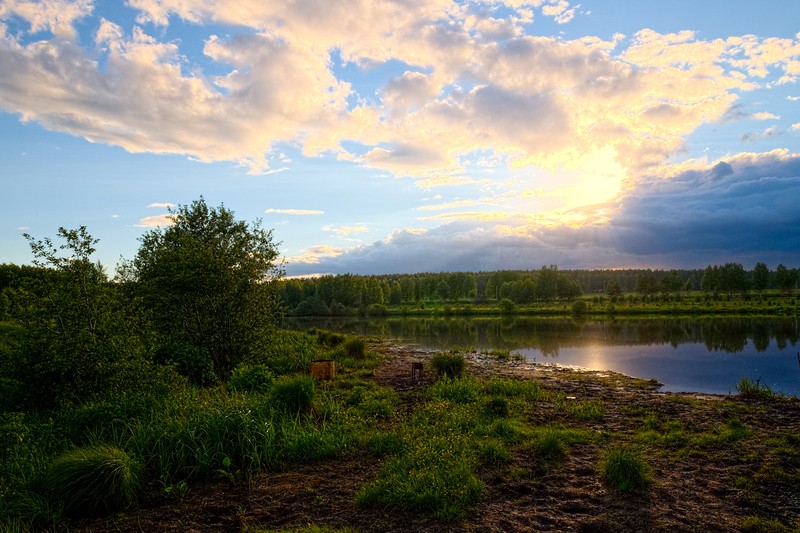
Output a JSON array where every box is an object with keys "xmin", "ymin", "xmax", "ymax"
[{"xmin": 284, "ymin": 316, "xmax": 800, "ymax": 396}]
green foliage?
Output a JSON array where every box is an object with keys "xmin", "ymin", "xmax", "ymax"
[
  {"xmin": 602, "ymin": 447, "xmax": 651, "ymax": 493},
  {"xmin": 531, "ymin": 428, "xmax": 569, "ymax": 462},
  {"xmin": 255, "ymin": 330, "xmax": 318, "ymax": 374},
  {"xmin": 129, "ymin": 198, "xmax": 282, "ymax": 376},
  {"xmin": 43, "ymin": 445, "xmax": 141, "ymax": 518},
  {"xmin": 365, "ymin": 432, "xmax": 405, "ymax": 457},
  {"xmin": 270, "ymin": 375, "xmax": 316, "ymax": 414},
  {"xmin": 736, "ymin": 377, "xmax": 777, "ymax": 400},
  {"xmin": 9, "ymin": 227, "xmax": 148, "ymax": 409},
  {"xmin": 342, "ymin": 336, "xmax": 367, "ymax": 358},
  {"xmin": 571, "ymin": 299, "xmax": 588, "ymax": 315},
  {"xmin": 154, "ymin": 341, "xmax": 218, "ymax": 386},
  {"xmin": 227, "ymin": 364, "xmax": 274, "ymax": 394},
  {"xmin": 483, "ymin": 396, "xmax": 510, "ymax": 418},
  {"xmin": 483, "ymin": 377, "xmax": 543, "ymax": 400},
  {"xmin": 430, "ymin": 352, "xmax": 465, "ymax": 378}
]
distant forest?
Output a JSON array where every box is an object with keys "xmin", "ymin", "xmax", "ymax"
[{"xmin": 278, "ymin": 263, "xmax": 800, "ymax": 315}]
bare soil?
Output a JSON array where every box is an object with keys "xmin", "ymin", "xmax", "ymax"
[{"xmin": 76, "ymin": 343, "xmax": 800, "ymax": 532}]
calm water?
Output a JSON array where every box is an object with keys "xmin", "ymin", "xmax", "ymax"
[{"xmin": 284, "ymin": 316, "xmax": 800, "ymax": 396}]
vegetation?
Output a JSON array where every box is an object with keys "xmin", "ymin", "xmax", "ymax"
[
  {"xmin": 1, "ymin": 202, "xmax": 799, "ymax": 531},
  {"xmin": 275, "ymin": 263, "xmax": 799, "ymax": 317}
]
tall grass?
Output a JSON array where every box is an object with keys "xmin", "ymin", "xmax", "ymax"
[{"xmin": 43, "ymin": 445, "xmax": 141, "ymax": 517}]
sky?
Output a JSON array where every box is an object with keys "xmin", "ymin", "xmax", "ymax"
[{"xmin": 1, "ymin": 0, "xmax": 800, "ymax": 277}]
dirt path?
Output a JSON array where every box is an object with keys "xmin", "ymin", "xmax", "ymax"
[{"xmin": 78, "ymin": 343, "xmax": 800, "ymax": 532}]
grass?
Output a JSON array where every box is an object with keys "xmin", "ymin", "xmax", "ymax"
[
  {"xmin": 429, "ymin": 352, "xmax": 465, "ymax": 378},
  {"xmin": 736, "ymin": 377, "xmax": 777, "ymax": 400},
  {"xmin": 43, "ymin": 445, "xmax": 141, "ymax": 517},
  {"xmin": 602, "ymin": 447, "xmax": 651, "ymax": 493}
]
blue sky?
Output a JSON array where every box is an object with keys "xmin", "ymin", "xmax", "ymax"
[{"xmin": 1, "ymin": 0, "xmax": 800, "ymax": 276}]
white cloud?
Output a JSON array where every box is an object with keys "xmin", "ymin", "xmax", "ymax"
[
  {"xmin": 266, "ymin": 208, "xmax": 325, "ymax": 215},
  {"xmin": 134, "ymin": 214, "xmax": 175, "ymax": 227},
  {"xmin": 147, "ymin": 202, "xmax": 175, "ymax": 208},
  {"xmin": 0, "ymin": 1, "xmax": 798, "ymax": 197}
]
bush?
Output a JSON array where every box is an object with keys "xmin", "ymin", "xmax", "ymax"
[
  {"xmin": 571, "ymin": 300, "xmax": 588, "ymax": 315},
  {"xmin": 602, "ymin": 447, "xmax": 650, "ymax": 493},
  {"xmin": 43, "ymin": 445, "xmax": 141, "ymax": 517},
  {"xmin": 154, "ymin": 341, "xmax": 217, "ymax": 386},
  {"xmin": 227, "ymin": 364, "xmax": 274, "ymax": 394},
  {"xmin": 269, "ymin": 374, "xmax": 316, "ymax": 414},
  {"xmin": 430, "ymin": 352, "xmax": 465, "ymax": 378}
]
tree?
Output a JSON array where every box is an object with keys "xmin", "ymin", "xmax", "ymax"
[
  {"xmin": 10, "ymin": 227, "xmax": 145, "ymax": 408},
  {"xmin": 606, "ymin": 280, "xmax": 622, "ymax": 302},
  {"xmin": 129, "ymin": 198, "xmax": 282, "ymax": 376},
  {"xmin": 635, "ymin": 273, "xmax": 658, "ymax": 296},
  {"xmin": 752, "ymin": 262, "xmax": 769, "ymax": 293}
]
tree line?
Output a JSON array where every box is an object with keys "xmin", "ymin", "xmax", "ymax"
[{"xmin": 278, "ymin": 263, "xmax": 799, "ymax": 315}]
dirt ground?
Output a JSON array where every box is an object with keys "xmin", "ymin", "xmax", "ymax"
[{"xmin": 76, "ymin": 344, "xmax": 800, "ymax": 533}]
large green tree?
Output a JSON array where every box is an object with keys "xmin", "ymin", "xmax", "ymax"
[
  {"xmin": 8, "ymin": 227, "xmax": 146, "ymax": 408},
  {"xmin": 129, "ymin": 198, "xmax": 283, "ymax": 376}
]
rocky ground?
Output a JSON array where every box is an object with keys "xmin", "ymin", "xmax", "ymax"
[{"xmin": 77, "ymin": 344, "xmax": 800, "ymax": 532}]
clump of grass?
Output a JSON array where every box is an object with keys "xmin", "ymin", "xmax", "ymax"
[
  {"xmin": 430, "ymin": 352, "xmax": 465, "ymax": 378},
  {"xmin": 736, "ymin": 377, "xmax": 776, "ymax": 400},
  {"xmin": 227, "ymin": 364, "xmax": 274, "ymax": 394},
  {"xmin": 343, "ymin": 336, "xmax": 367, "ymax": 359},
  {"xmin": 483, "ymin": 396, "xmax": 510, "ymax": 418},
  {"xmin": 43, "ymin": 445, "xmax": 141, "ymax": 518},
  {"xmin": 531, "ymin": 428, "xmax": 569, "ymax": 462},
  {"xmin": 429, "ymin": 376, "xmax": 481, "ymax": 404},
  {"xmin": 602, "ymin": 447, "xmax": 651, "ymax": 493},
  {"xmin": 364, "ymin": 432, "xmax": 405, "ymax": 457},
  {"xmin": 270, "ymin": 374, "xmax": 316, "ymax": 414}
]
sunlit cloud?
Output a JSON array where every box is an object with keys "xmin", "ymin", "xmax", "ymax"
[
  {"xmin": 147, "ymin": 202, "xmax": 175, "ymax": 208},
  {"xmin": 416, "ymin": 199, "xmax": 479, "ymax": 212},
  {"xmin": 322, "ymin": 224, "xmax": 369, "ymax": 237},
  {"xmin": 134, "ymin": 214, "xmax": 175, "ymax": 228},
  {"xmin": 266, "ymin": 208, "xmax": 325, "ymax": 215},
  {"xmin": 287, "ymin": 244, "xmax": 344, "ymax": 265},
  {"xmin": 287, "ymin": 150, "xmax": 800, "ymax": 275}
]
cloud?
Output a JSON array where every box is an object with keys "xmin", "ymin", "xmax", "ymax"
[
  {"xmin": 147, "ymin": 202, "xmax": 175, "ymax": 208},
  {"xmin": 791, "ymin": 123, "xmax": 800, "ymax": 131},
  {"xmin": 741, "ymin": 126, "xmax": 781, "ymax": 142},
  {"xmin": 322, "ymin": 224, "xmax": 370, "ymax": 237},
  {"xmin": 134, "ymin": 214, "xmax": 175, "ymax": 227},
  {"xmin": 286, "ymin": 151, "xmax": 800, "ymax": 275},
  {"xmin": 266, "ymin": 208, "xmax": 324, "ymax": 215},
  {"xmin": 0, "ymin": 2, "xmax": 797, "ymax": 185}
]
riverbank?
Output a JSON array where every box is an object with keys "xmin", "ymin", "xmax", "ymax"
[{"xmin": 76, "ymin": 341, "xmax": 800, "ymax": 532}]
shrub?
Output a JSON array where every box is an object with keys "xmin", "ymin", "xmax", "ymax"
[
  {"xmin": 602, "ymin": 447, "xmax": 650, "ymax": 493},
  {"xmin": 227, "ymin": 364, "xmax": 274, "ymax": 394},
  {"xmin": 269, "ymin": 374, "xmax": 316, "ymax": 414},
  {"xmin": 430, "ymin": 352, "xmax": 465, "ymax": 378},
  {"xmin": 571, "ymin": 300, "xmax": 588, "ymax": 315},
  {"xmin": 43, "ymin": 445, "xmax": 141, "ymax": 517},
  {"xmin": 154, "ymin": 341, "xmax": 217, "ymax": 386}
]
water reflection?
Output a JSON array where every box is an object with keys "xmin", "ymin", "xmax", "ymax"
[
  {"xmin": 286, "ymin": 316, "xmax": 800, "ymax": 356},
  {"xmin": 284, "ymin": 316, "xmax": 800, "ymax": 395}
]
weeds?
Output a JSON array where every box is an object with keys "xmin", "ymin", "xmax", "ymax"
[{"xmin": 736, "ymin": 378, "xmax": 777, "ymax": 400}]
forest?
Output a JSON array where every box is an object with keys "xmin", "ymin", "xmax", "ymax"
[{"xmin": 277, "ymin": 262, "xmax": 799, "ymax": 316}]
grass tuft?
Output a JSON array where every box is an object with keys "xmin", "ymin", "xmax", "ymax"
[
  {"xmin": 430, "ymin": 352, "xmax": 465, "ymax": 378},
  {"xmin": 43, "ymin": 445, "xmax": 141, "ymax": 518},
  {"xmin": 602, "ymin": 447, "xmax": 650, "ymax": 493}
]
